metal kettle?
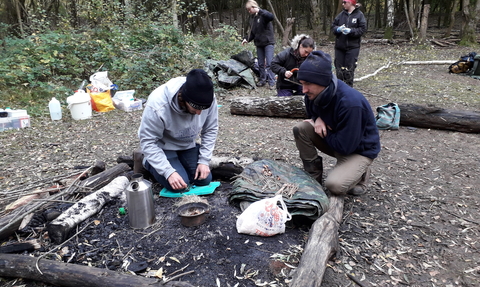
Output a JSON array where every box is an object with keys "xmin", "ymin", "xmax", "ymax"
[{"xmin": 125, "ymin": 173, "xmax": 156, "ymax": 228}]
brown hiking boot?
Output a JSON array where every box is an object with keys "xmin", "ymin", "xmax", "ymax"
[
  {"xmin": 347, "ymin": 167, "xmax": 371, "ymax": 196},
  {"xmin": 302, "ymin": 157, "xmax": 323, "ymax": 184}
]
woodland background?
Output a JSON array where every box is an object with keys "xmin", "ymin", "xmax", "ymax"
[{"xmin": 1, "ymin": 0, "xmax": 479, "ymax": 115}]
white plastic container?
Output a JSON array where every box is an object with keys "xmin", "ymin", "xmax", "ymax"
[
  {"xmin": 48, "ymin": 97, "xmax": 62, "ymax": 120},
  {"xmin": 67, "ymin": 90, "xmax": 92, "ymax": 120}
]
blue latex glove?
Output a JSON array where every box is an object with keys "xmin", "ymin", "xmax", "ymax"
[
  {"xmin": 342, "ymin": 28, "xmax": 351, "ymax": 35},
  {"xmin": 337, "ymin": 25, "xmax": 345, "ymax": 33}
]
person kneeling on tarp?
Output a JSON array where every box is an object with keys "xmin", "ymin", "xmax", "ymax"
[{"xmin": 138, "ymin": 69, "xmax": 219, "ymax": 192}]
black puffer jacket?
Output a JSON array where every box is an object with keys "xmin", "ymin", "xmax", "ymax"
[
  {"xmin": 245, "ymin": 9, "xmax": 275, "ymax": 47},
  {"xmin": 271, "ymin": 48, "xmax": 305, "ymax": 90},
  {"xmin": 331, "ymin": 8, "xmax": 367, "ymax": 51}
]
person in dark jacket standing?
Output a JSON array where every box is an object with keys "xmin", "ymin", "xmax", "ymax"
[
  {"xmin": 332, "ymin": 0, "xmax": 367, "ymax": 87},
  {"xmin": 293, "ymin": 51, "xmax": 380, "ymax": 196},
  {"xmin": 242, "ymin": 0, "xmax": 276, "ymax": 89},
  {"xmin": 271, "ymin": 34, "xmax": 315, "ymax": 97}
]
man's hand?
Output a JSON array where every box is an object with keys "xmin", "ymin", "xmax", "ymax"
[
  {"xmin": 167, "ymin": 172, "xmax": 188, "ymax": 190},
  {"xmin": 342, "ymin": 28, "xmax": 351, "ymax": 35},
  {"xmin": 313, "ymin": 117, "xmax": 331, "ymax": 138},
  {"xmin": 195, "ymin": 163, "xmax": 211, "ymax": 180},
  {"xmin": 241, "ymin": 39, "xmax": 248, "ymax": 45}
]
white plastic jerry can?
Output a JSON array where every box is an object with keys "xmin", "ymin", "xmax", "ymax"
[{"xmin": 49, "ymin": 97, "xmax": 62, "ymax": 120}]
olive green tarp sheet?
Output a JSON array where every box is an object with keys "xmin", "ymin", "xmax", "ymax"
[{"xmin": 228, "ymin": 159, "xmax": 329, "ymax": 221}]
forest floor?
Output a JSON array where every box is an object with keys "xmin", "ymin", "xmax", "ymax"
[{"xmin": 1, "ymin": 37, "xmax": 480, "ymax": 287}]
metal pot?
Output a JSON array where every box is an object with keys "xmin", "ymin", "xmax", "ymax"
[{"xmin": 177, "ymin": 202, "xmax": 210, "ymax": 227}]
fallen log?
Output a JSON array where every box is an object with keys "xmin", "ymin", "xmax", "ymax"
[
  {"xmin": 229, "ymin": 96, "xmax": 480, "ymax": 133},
  {"xmin": 0, "ymin": 253, "xmax": 194, "ymax": 287},
  {"xmin": 77, "ymin": 162, "xmax": 131, "ymax": 192},
  {"xmin": 398, "ymin": 103, "xmax": 480, "ymax": 133},
  {"xmin": 230, "ymin": 95, "xmax": 306, "ymax": 118},
  {"xmin": 47, "ymin": 176, "xmax": 130, "ymax": 244},
  {"xmin": 290, "ymin": 196, "xmax": 344, "ymax": 286}
]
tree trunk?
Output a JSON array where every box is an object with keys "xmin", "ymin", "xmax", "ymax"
[
  {"xmin": 266, "ymin": 0, "xmax": 285, "ymax": 37},
  {"xmin": 0, "ymin": 253, "xmax": 194, "ymax": 287},
  {"xmin": 289, "ymin": 196, "xmax": 344, "ymax": 286},
  {"xmin": 419, "ymin": 4, "xmax": 430, "ymax": 44},
  {"xmin": 282, "ymin": 18, "xmax": 295, "ymax": 47},
  {"xmin": 384, "ymin": 0, "xmax": 395, "ymax": 39},
  {"xmin": 309, "ymin": 0, "xmax": 321, "ymax": 40},
  {"xmin": 172, "ymin": 0, "xmax": 178, "ymax": 29},
  {"xmin": 444, "ymin": 0, "xmax": 459, "ymax": 37}
]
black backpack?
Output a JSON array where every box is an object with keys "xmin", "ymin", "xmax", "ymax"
[{"xmin": 448, "ymin": 52, "xmax": 477, "ymax": 74}]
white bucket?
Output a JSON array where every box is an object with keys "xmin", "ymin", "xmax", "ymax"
[{"xmin": 67, "ymin": 91, "xmax": 92, "ymax": 120}]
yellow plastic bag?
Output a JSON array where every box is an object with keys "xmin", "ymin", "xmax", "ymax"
[{"xmin": 87, "ymin": 86, "xmax": 115, "ymax": 112}]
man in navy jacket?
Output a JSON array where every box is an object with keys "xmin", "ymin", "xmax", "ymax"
[{"xmin": 293, "ymin": 51, "xmax": 380, "ymax": 196}]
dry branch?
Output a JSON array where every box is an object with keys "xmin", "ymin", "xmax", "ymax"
[
  {"xmin": 290, "ymin": 196, "xmax": 344, "ymax": 286},
  {"xmin": 0, "ymin": 168, "xmax": 90, "ymax": 241},
  {"xmin": 0, "ymin": 253, "xmax": 194, "ymax": 287}
]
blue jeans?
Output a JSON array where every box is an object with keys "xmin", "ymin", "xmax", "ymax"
[
  {"xmin": 144, "ymin": 144, "xmax": 212, "ymax": 191},
  {"xmin": 257, "ymin": 44, "xmax": 276, "ymax": 86}
]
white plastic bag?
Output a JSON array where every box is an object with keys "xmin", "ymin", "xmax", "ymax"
[
  {"xmin": 236, "ymin": 195, "xmax": 292, "ymax": 236},
  {"xmin": 89, "ymin": 71, "xmax": 114, "ymax": 93}
]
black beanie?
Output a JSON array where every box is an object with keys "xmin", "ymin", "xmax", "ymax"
[
  {"xmin": 182, "ymin": 69, "xmax": 214, "ymax": 110},
  {"xmin": 297, "ymin": 50, "xmax": 333, "ymax": 87}
]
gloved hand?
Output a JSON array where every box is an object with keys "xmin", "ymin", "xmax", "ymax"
[
  {"xmin": 336, "ymin": 25, "xmax": 345, "ymax": 33},
  {"xmin": 342, "ymin": 28, "xmax": 352, "ymax": 35}
]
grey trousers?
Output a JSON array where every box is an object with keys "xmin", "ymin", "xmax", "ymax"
[{"xmin": 293, "ymin": 121, "xmax": 373, "ymax": 195}]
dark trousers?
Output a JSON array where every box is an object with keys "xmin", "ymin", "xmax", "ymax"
[
  {"xmin": 334, "ymin": 47, "xmax": 360, "ymax": 87},
  {"xmin": 144, "ymin": 144, "xmax": 212, "ymax": 191}
]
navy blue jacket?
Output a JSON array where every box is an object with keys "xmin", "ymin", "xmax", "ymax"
[
  {"xmin": 245, "ymin": 9, "xmax": 275, "ymax": 47},
  {"xmin": 305, "ymin": 79, "xmax": 380, "ymax": 159},
  {"xmin": 332, "ymin": 8, "xmax": 367, "ymax": 51}
]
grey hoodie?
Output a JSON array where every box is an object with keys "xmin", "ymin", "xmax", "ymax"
[{"xmin": 138, "ymin": 76, "xmax": 219, "ymax": 180}]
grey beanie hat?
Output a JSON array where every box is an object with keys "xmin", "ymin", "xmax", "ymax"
[
  {"xmin": 297, "ymin": 50, "xmax": 333, "ymax": 87},
  {"xmin": 182, "ymin": 69, "xmax": 214, "ymax": 110}
]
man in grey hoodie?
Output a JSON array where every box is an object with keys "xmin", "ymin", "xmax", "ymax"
[{"xmin": 138, "ymin": 69, "xmax": 219, "ymax": 191}]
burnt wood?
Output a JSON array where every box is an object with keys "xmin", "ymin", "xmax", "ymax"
[
  {"xmin": 47, "ymin": 176, "xmax": 130, "ymax": 244},
  {"xmin": 0, "ymin": 164, "xmax": 131, "ymax": 241},
  {"xmin": 0, "ymin": 253, "xmax": 194, "ymax": 287},
  {"xmin": 0, "ymin": 240, "xmax": 39, "ymax": 254}
]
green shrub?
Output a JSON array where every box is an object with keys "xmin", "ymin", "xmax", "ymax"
[{"xmin": 0, "ymin": 21, "xmax": 246, "ymax": 115}]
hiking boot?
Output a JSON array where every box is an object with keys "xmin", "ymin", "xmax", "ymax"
[
  {"xmin": 347, "ymin": 167, "xmax": 371, "ymax": 196},
  {"xmin": 269, "ymin": 84, "xmax": 276, "ymax": 90},
  {"xmin": 256, "ymin": 81, "xmax": 266, "ymax": 87},
  {"xmin": 347, "ymin": 185, "xmax": 367, "ymax": 196},
  {"xmin": 302, "ymin": 157, "xmax": 323, "ymax": 184}
]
